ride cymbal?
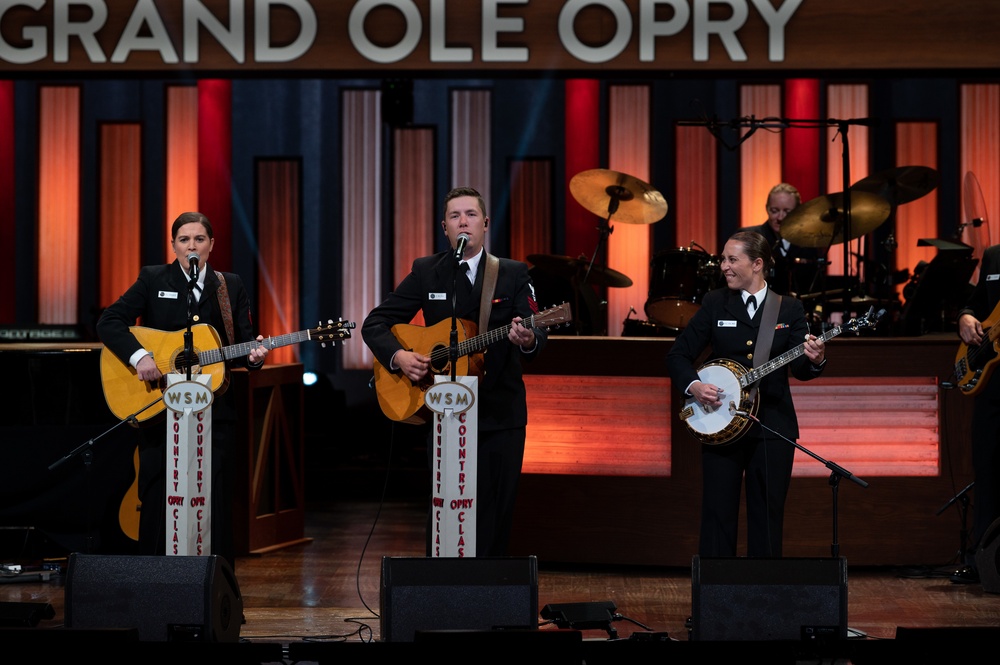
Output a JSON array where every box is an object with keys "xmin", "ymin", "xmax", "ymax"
[
  {"xmin": 569, "ymin": 169, "xmax": 668, "ymax": 225},
  {"xmin": 527, "ymin": 253, "xmax": 633, "ymax": 288},
  {"xmin": 851, "ymin": 166, "xmax": 939, "ymax": 205},
  {"xmin": 781, "ymin": 191, "xmax": 891, "ymax": 248}
]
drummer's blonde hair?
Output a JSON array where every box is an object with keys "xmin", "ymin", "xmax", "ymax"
[{"xmin": 768, "ymin": 182, "xmax": 801, "ymax": 205}]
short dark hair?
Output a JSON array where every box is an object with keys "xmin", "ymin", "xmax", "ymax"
[
  {"xmin": 730, "ymin": 230, "xmax": 775, "ymax": 273},
  {"xmin": 443, "ymin": 186, "xmax": 487, "ymax": 219},
  {"xmin": 171, "ymin": 212, "xmax": 213, "ymax": 241}
]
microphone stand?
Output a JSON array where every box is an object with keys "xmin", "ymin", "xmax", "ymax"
[
  {"xmin": 935, "ymin": 481, "xmax": 975, "ymax": 571},
  {"xmin": 48, "ymin": 398, "xmax": 164, "ymax": 553},
  {"xmin": 450, "ymin": 255, "xmax": 463, "ymax": 381},
  {"xmin": 185, "ymin": 263, "xmax": 199, "ymax": 380},
  {"xmin": 736, "ymin": 410, "xmax": 869, "ymax": 558}
]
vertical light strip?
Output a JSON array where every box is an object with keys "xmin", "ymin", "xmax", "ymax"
[
  {"xmin": 38, "ymin": 86, "xmax": 80, "ymax": 324},
  {"xmin": 564, "ymin": 80, "xmax": 601, "ymax": 261},
  {"xmin": 198, "ymin": 79, "xmax": 232, "ymax": 272},
  {"xmin": 674, "ymin": 126, "xmax": 718, "ymax": 252},
  {"xmin": 895, "ymin": 122, "xmax": 939, "ymax": 299},
  {"xmin": 607, "ymin": 85, "xmax": 652, "ymax": 337},
  {"xmin": 99, "ymin": 123, "xmax": 141, "ymax": 308},
  {"xmin": 509, "ymin": 158, "xmax": 552, "ymax": 263},
  {"xmin": 739, "ymin": 85, "xmax": 782, "ymax": 229},
  {"xmin": 257, "ymin": 159, "xmax": 301, "ymax": 365},
  {"xmin": 960, "ymin": 84, "xmax": 1000, "ymax": 286},
  {"xmin": 451, "ymin": 90, "xmax": 490, "ymax": 248},
  {"xmin": 341, "ymin": 90, "xmax": 381, "ymax": 371},
  {"xmin": 394, "ymin": 127, "xmax": 434, "ymax": 326},
  {"xmin": 166, "ymin": 85, "xmax": 199, "ymax": 260},
  {"xmin": 826, "ymin": 84, "xmax": 871, "ymax": 280},
  {"xmin": 0, "ymin": 80, "xmax": 15, "ymax": 322}
]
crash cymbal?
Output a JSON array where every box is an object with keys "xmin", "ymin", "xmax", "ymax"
[
  {"xmin": 851, "ymin": 166, "xmax": 939, "ymax": 205},
  {"xmin": 527, "ymin": 253, "xmax": 633, "ymax": 288},
  {"xmin": 569, "ymin": 169, "xmax": 668, "ymax": 225},
  {"xmin": 781, "ymin": 191, "xmax": 891, "ymax": 248}
]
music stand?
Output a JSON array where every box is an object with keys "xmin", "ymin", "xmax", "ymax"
[{"xmin": 899, "ymin": 239, "xmax": 977, "ymax": 336}]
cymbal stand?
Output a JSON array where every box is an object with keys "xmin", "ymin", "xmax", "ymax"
[{"xmin": 582, "ymin": 184, "xmax": 628, "ymax": 287}]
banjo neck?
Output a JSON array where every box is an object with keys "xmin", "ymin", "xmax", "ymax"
[{"xmin": 739, "ymin": 324, "xmax": 843, "ymax": 388}]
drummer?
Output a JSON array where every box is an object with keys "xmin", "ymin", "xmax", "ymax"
[{"xmin": 746, "ymin": 183, "xmax": 824, "ymax": 297}]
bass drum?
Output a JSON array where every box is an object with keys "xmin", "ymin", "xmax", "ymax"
[{"xmin": 645, "ymin": 247, "xmax": 719, "ymax": 329}]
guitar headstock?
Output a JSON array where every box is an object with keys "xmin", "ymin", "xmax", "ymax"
[
  {"xmin": 313, "ymin": 319, "xmax": 356, "ymax": 347},
  {"xmin": 844, "ymin": 306, "xmax": 885, "ymax": 334},
  {"xmin": 533, "ymin": 302, "xmax": 573, "ymax": 329}
]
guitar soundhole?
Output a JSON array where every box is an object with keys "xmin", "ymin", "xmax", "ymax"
[
  {"xmin": 428, "ymin": 344, "xmax": 451, "ymax": 376},
  {"xmin": 172, "ymin": 349, "xmax": 200, "ymax": 375}
]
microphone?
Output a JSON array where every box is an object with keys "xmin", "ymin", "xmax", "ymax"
[
  {"xmin": 187, "ymin": 254, "xmax": 199, "ymax": 279},
  {"xmin": 454, "ymin": 233, "xmax": 470, "ymax": 262}
]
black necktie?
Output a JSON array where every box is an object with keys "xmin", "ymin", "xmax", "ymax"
[{"xmin": 746, "ymin": 294, "xmax": 757, "ymax": 317}]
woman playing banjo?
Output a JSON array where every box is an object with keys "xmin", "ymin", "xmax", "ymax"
[{"xmin": 666, "ymin": 230, "xmax": 827, "ymax": 558}]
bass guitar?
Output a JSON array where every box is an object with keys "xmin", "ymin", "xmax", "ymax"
[
  {"xmin": 948, "ymin": 298, "xmax": 1000, "ymax": 397},
  {"xmin": 679, "ymin": 307, "xmax": 882, "ymax": 445},
  {"xmin": 373, "ymin": 303, "xmax": 572, "ymax": 425},
  {"xmin": 101, "ymin": 319, "xmax": 354, "ymax": 424}
]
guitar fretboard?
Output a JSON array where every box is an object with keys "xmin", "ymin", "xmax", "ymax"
[
  {"xmin": 199, "ymin": 330, "xmax": 315, "ymax": 366},
  {"xmin": 428, "ymin": 311, "xmax": 545, "ymax": 365},
  {"xmin": 739, "ymin": 325, "xmax": 842, "ymax": 388}
]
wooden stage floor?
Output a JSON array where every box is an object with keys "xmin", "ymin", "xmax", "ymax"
[{"xmin": 2, "ymin": 500, "xmax": 999, "ymax": 662}]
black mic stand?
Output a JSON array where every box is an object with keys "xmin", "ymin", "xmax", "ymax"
[
  {"xmin": 185, "ymin": 263, "xmax": 199, "ymax": 380},
  {"xmin": 449, "ymin": 255, "xmax": 464, "ymax": 381},
  {"xmin": 737, "ymin": 410, "xmax": 869, "ymax": 558},
  {"xmin": 935, "ymin": 481, "xmax": 975, "ymax": 573},
  {"xmin": 48, "ymin": 398, "xmax": 163, "ymax": 553}
]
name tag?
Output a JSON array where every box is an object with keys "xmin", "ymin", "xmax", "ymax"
[
  {"xmin": 718, "ymin": 320, "xmax": 737, "ymax": 327},
  {"xmin": 987, "ymin": 274, "xmax": 999, "ymax": 282},
  {"xmin": 429, "ymin": 292, "xmax": 447, "ymax": 300},
  {"xmin": 158, "ymin": 290, "xmax": 179, "ymax": 299}
]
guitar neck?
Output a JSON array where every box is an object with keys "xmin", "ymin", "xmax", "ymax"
[
  {"xmin": 198, "ymin": 329, "xmax": 314, "ymax": 366},
  {"xmin": 456, "ymin": 311, "xmax": 545, "ymax": 357},
  {"xmin": 740, "ymin": 325, "xmax": 841, "ymax": 388}
]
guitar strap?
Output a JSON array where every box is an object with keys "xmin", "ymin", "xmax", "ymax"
[
  {"xmin": 216, "ymin": 271, "xmax": 235, "ymax": 349},
  {"xmin": 748, "ymin": 291, "xmax": 781, "ymax": 402},
  {"xmin": 478, "ymin": 253, "xmax": 500, "ymax": 334}
]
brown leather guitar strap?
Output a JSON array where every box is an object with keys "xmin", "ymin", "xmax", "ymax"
[
  {"xmin": 748, "ymin": 291, "xmax": 781, "ymax": 402},
  {"xmin": 478, "ymin": 254, "xmax": 500, "ymax": 334},
  {"xmin": 215, "ymin": 271, "xmax": 235, "ymax": 348}
]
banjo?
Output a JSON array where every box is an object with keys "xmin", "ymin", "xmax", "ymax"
[{"xmin": 679, "ymin": 307, "xmax": 882, "ymax": 445}]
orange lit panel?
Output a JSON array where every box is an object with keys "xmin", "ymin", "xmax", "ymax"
[
  {"xmin": 523, "ymin": 375, "xmax": 671, "ymax": 476},
  {"xmin": 790, "ymin": 376, "xmax": 939, "ymax": 477}
]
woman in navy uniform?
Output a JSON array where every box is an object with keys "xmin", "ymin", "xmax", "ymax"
[{"xmin": 666, "ymin": 230, "xmax": 826, "ymax": 557}]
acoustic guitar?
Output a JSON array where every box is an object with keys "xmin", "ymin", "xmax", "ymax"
[
  {"xmin": 372, "ymin": 303, "xmax": 572, "ymax": 425},
  {"xmin": 101, "ymin": 320, "xmax": 354, "ymax": 424},
  {"xmin": 106, "ymin": 319, "xmax": 354, "ymax": 541},
  {"xmin": 679, "ymin": 307, "xmax": 882, "ymax": 445}
]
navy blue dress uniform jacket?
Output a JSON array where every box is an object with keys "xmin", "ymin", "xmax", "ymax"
[{"xmin": 362, "ymin": 250, "xmax": 547, "ymax": 431}]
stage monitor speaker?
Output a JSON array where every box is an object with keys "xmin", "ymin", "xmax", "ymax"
[
  {"xmin": 380, "ymin": 556, "xmax": 538, "ymax": 642},
  {"xmin": 975, "ymin": 516, "xmax": 1000, "ymax": 593},
  {"xmin": 65, "ymin": 553, "xmax": 242, "ymax": 642},
  {"xmin": 691, "ymin": 555, "xmax": 847, "ymax": 641}
]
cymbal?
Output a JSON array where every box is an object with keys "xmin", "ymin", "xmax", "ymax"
[
  {"xmin": 781, "ymin": 191, "xmax": 891, "ymax": 248},
  {"xmin": 527, "ymin": 253, "xmax": 633, "ymax": 288},
  {"xmin": 569, "ymin": 169, "xmax": 668, "ymax": 225},
  {"xmin": 851, "ymin": 166, "xmax": 939, "ymax": 205}
]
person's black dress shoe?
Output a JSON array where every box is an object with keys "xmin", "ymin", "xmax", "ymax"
[{"xmin": 950, "ymin": 566, "xmax": 980, "ymax": 584}]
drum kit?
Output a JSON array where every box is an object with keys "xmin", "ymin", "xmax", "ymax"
[{"xmin": 527, "ymin": 165, "xmax": 940, "ymax": 336}]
